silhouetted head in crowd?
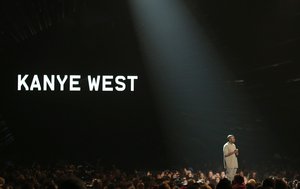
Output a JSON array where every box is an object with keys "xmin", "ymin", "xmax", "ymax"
[
  {"xmin": 21, "ymin": 180, "xmax": 36, "ymax": 189},
  {"xmin": 58, "ymin": 177, "xmax": 87, "ymax": 189},
  {"xmin": 216, "ymin": 178, "xmax": 231, "ymax": 189},
  {"xmin": 208, "ymin": 183, "xmax": 215, "ymax": 189},
  {"xmin": 137, "ymin": 182, "xmax": 145, "ymax": 189},
  {"xmin": 232, "ymin": 175, "xmax": 245, "ymax": 189},
  {"xmin": 44, "ymin": 181, "xmax": 58, "ymax": 189},
  {"xmin": 91, "ymin": 179, "xmax": 102, "ymax": 189},
  {"xmin": 246, "ymin": 183, "xmax": 255, "ymax": 189},
  {"xmin": 159, "ymin": 183, "xmax": 171, "ymax": 189},
  {"xmin": 108, "ymin": 183, "xmax": 116, "ymax": 189},
  {"xmin": 274, "ymin": 179, "xmax": 287, "ymax": 189},
  {"xmin": 187, "ymin": 183, "xmax": 201, "ymax": 189},
  {"xmin": 200, "ymin": 184, "xmax": 212, "ymax": 189},
  {"xmin": 262, "ymin": 178, "xmax": 275, "ymax": 189},
  {"xmin": 233, "ymin": 175, "xmax": 244, "ymax": 185}
]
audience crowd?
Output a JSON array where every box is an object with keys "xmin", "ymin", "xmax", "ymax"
[{"xmin": 0, "ymin": 163, "xmax": 299, "ymax": 189}]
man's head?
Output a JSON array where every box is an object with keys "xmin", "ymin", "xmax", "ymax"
[{"xmin": 227, "ymin": 135, "xmax": 235, "ymax": 143}]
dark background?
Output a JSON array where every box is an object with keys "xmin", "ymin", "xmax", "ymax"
[{"xmin": 0, "ymin": 0, "xmax": 300, "ymax": 170}]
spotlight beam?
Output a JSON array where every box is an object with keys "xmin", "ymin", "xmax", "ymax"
[{"xmin": 129, "ymin": 0, "xmax": 252, "ymax": 163}]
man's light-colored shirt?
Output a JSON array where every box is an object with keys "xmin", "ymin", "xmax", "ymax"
[{"xmin": 223, "ymin": 142, "xmax": 238, "ymax": 169}]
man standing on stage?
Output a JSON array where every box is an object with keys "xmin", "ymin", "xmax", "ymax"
[{"xmin": 223, "ymin": 134, "xmax": 239, "ymax": 182}]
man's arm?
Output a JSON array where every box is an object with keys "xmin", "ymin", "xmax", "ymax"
[
  {"xmin": 224, "ymin": 145, "xmax": 238, "ymax": 157},
  {"xmin": 224, "ymin": 151, "xmax": 235, "ymax": 157}
]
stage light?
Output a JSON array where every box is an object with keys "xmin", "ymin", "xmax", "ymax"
[{"xmin": 129, "ymin": 0, "xmax": 256, "ymax": 164}]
